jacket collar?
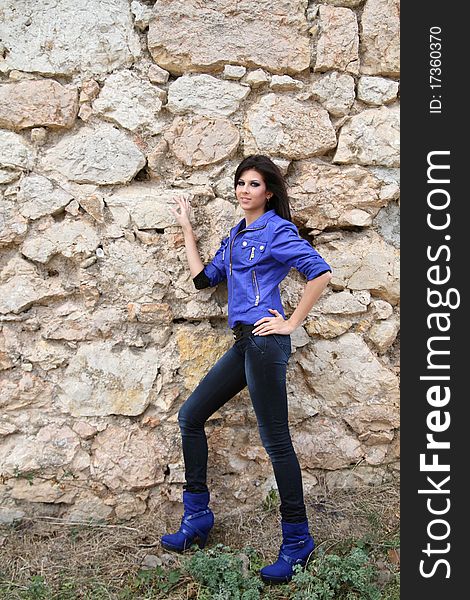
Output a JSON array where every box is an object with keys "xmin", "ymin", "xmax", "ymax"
[{"xmin": 233, "ymin": 209, "xmax": 276, "ymax": 234}]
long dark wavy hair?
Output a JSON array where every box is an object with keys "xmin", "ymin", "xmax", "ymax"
[{"xmin": 234, "ymin": 155, "xmax": 293, "ymax": 222}]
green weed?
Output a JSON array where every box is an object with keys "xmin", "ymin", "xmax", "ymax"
[
  {"xmin": 185, "ymin": 543, "xmax": 263, "ymax": 599},
  {"xmin": 290, "ymin": 546, "xmax": 381, "ymax": 600}
]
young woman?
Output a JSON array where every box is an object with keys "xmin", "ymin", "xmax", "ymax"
[{"xmin": 162, "ymin": 155, "xmax": 332, "ymax": 584}]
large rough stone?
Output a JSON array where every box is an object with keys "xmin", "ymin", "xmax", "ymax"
[
  {"xmin": 310, "ymin": 72, "xmax": 355, "ymax": 117},
  {"xmin": 148, "ymin": 0, "xmax": 311, "ymax": 75},
  {"xmin": 293, "ymin": 417, "xmax": 363, "ymax": 470},
  {"xmin": 0, "ymin": 80, "xmax": 78, "ymax": 131},
  {"xmin": 95, "ymin": 238, "xmax": 166, "ymax": 303},
  {"xmin": 223, "ymin": 65, "xmax": 247, "ymax": 80},
  {"xmin": 90, "ymin": 424, "xmax": 167, "ymax": 490},
  {"xmin": 41, "ymin": 306, "xmax": 126, "ymax": 343},
  {"xmin": 0, "ymin": 507, "xmax": 26, "ymax": 524},
  {"xmin": 371, "ymin": 299, "xmax": 394, "ymax": 320},
  {"xmin": 175, "ymin": 323, "xmax": 232, "ymax": 392},
  {"xmin": 79, "ymin": 194, "xmax": 105, "ymax": 223},
  {"xmin": 92, "ymin": 70, "xmax": 164, "ymax": 134},
  {"xmin": 343, "ymin": 403, "xmax": 399, "ymax": 438},
  {"xmin": 360, "ymin": 0, "xmax": 400, "ymax": 76},
  {"xmin": 357, "ymin": 76, "xmax": 399, "ymax": 105},
  {"xmin": 244, "ymin": 94, "xmax": 336, "ymax": 159},
  {"xmin": 41, "ymin": 123, "xmax": 146, "ymax": 184},
  {"xmin": 368, "ymin": 166, "xmax": 400, "ymax": 201},
  {"xmin": 0, "ymin": 369, "xmax": 55, "ymax": 412},
  {"xmin": 165, "ymin": 116, "xmax": 240, "ymax": 167},
  {"xmin": 297, "ymin": 333, "xmax": 399, "ymax": 407},
  {"xmin": 270, "ymin": 75, "xmax": 304, "ymax": 91},
  {"xmin": 288, "ymin": 159, "xmax": 386, "ymax": 231},
  {"xmin": 2, "ymin": 325, "xmax": 72, "ymax": 370},
  {"xmin": 0, "ymin": 130, "xmax": 34, "ymax": 171},
  {"xmin": 367, "ymin": 317, "xmax": 400, "ymax": 352},
  {"xmin": 127, "ymin": 302, "xmax": 173, "ymax": 325},
  {"xmin": 18, "ymin": 174, "xmax": 74, "ymax": 220},
  {"xmin": 0, "ymin": 169, "xmax": 20, "ymax": 184},
  {"xmin": 305, "ymin": 315, "xmax": 354, "ymax": 339},
  {"xmin": 0, "ymin": 256, "xmax": 66, "ymax": 315},
  {"xmin": 147, "ymin": 63, "xmax": 170, "ymax": 85},
  {"xmin": 106, "ymin": 183, "xmax": 215, "ymax": 229},
  {"xmin": 374, "ymin": 201, "xmax": 400, "ymax": 248},
  {"xmin": 0, "ymin": 425, "xmax": 80, "ymax": 477},
  {"xmin": 63, "ymin": 494, "xmax": 113, "ymax": 522},
  {"xmin": 325, "ymin": 465, "xmax": 389, "ymax": 490},
  {"xmin": 0, "ymin": 0, "xmax": 140, "ymax": 76},
  {"xmin": 58, "ymin": 342, "xmax": 160, "ymax": 417},
  {"xmin": 245, "ymin": 69, "xmax": 270, "ymax": 87},
  {"xmin": 321, "ymin": 0, "xmax": 364, "ymax": 5},
  {"xmin": 200, "ymin": 198, "xmax": 239, "ymax": 259},
  {"xmin": 0, "ymin": 197, "xmax": 28, "ymax": 245},
  {"xmin": 319, "ymin": 290, "xmax": 370, "ymax": 315},
  {"xmin": 20, "ymin": 218, "xmax": 101, "ymax": 264},
  {"xmin": 10, "ymin": 478, "xmax": 78, "ymax": 504},
  {"xmin": 167, "ymin": 74, "xmax": 250, "ymax": 117},
  {"xmin": 314, "ymin": 5, "xmax": 359, "ymax": 74},
  {"xmin": 334, "ymin": 106, "xmax": 400, "ymax": 167},
  {"xmin": 113, "ymin": 492, "xmax": 148, "ymax": 520},
  {"xmin": 319, "ymin": 231, "xmax": 399, "ymax": 303}
]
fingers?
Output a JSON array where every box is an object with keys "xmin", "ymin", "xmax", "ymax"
[
  {"xmin": 169, "ymin": 195, "xmax": 193, "ymax": 222},
  {"xmin": 253, "ymin": 311, "xmax": 286, "ymax": 335},
  {"xmin": 176, "ymin": 196, "xmax": 191, "ymax": 205},
  {"xmin": 169, "ymin": 194, "xmax": 192, "ymax": 207}
]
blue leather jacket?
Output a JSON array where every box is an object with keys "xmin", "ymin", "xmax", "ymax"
[{"xmin": 193, "ymin": 208, "xmax": 331, "ymax": 328}]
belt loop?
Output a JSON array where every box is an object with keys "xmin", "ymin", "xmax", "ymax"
[{"xmin": 231, "ymin": 323, "xmax": 255, "ymax": 342}]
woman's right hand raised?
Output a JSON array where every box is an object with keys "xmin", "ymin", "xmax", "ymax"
[{"xmin": 170, "ymin": 194, "xmax": 193, "ymax": 230}]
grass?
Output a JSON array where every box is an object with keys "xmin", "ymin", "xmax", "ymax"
[{"xmin": 0, "ymin": 481, "xmax": 399, "ymax": 599}]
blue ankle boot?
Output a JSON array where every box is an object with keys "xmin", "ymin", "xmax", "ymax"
[
  {"xmin": 161, "ymin": 490, "xmax": 214, "ymax": 553},
  {"xmin": 260, "ymin": 520, "xmax": 315, "ymax": 584}
]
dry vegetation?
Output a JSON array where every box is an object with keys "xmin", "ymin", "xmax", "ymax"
[{"xmin": 0, "ymin": 481, "xmax": 400, "ymax": 599}]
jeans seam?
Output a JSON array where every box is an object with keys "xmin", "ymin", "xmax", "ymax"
[
  {"xmin": 248, "ymin": 333, "xmax": 266, "ymax": 354},
  {"xmin": 272, "ymin": 334, "xmax": 291, "ymax": 359}
]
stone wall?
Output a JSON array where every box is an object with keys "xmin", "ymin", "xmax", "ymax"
[{"xmin": 0, "ymin": 0, "xmax": 399, "ymax": 523}]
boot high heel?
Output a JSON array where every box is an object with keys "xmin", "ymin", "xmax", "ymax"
[{"xmin": 161, "ymin": 491, "xmax": 214, "ymax": 553}]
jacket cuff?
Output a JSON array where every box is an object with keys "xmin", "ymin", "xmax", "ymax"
[
  {"xmin": 193, "ymin": 268, "xmax": 211, "ymax": 289},
  {"xmin": 307, "ymin": 269, "xmax": 332, "ymax": 281}
]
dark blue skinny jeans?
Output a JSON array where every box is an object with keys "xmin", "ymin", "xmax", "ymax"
[{"xmin": 177, "ymin": 331, "xmax": 307, "ymax": 523}]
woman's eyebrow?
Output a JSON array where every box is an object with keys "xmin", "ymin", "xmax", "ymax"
[{"xmin": 238, "ymin": 178, "xmax": 261, "ymax": 182}]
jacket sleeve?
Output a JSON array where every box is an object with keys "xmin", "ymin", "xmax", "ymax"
[
  {"xmin": 270, "ymin": 222, "xmax": 332, "ymax": 281},
  {"xmin": 192, "ymin": 235, "xmax": 229, "ymax": 289}
]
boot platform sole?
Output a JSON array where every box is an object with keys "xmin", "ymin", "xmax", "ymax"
[
  {"xmin": 160, "ymin": 537, "xmax": 207, "ymax": 553},
  {"xmin": 260, "ymin": 548, "xmax": 315, "ymax": 584}
]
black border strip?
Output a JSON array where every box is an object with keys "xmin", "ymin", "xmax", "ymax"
[{"xmin": 401, "ymin": 3, "xmax": 466, "ymax": 596}]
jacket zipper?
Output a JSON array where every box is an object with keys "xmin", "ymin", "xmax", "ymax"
[
  {"xmin": 252, "ymin": 270, "xmax": 260, "ymax": 306},
  {"xmin": 230, "ymin": 224, "xmax": 266, "ymax": 275}
]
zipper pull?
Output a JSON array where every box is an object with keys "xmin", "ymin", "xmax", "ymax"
[
  {"xmin": 249, "ymin": 247, "xmax": 255, "ymax": 260},
  {"xmin": 252, "ymin": 270, "xmax": 260, "ymax": 306}
]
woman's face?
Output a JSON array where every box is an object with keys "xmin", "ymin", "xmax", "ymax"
[{"xmin": 235, "ymin": 169, "xmax": 271, "ymax": 213}]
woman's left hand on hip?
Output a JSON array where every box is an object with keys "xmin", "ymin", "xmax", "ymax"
[{"xmin": 252, "ymin": 309, "xmax": 295, "ymax": 335}]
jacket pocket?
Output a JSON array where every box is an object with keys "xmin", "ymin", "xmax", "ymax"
[{"xmin": 241, "ymin": 239, "xmax": 267, "ymax": 266}]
